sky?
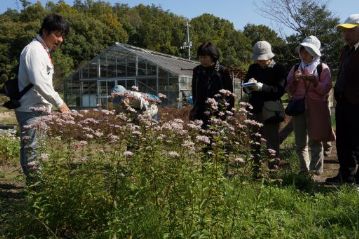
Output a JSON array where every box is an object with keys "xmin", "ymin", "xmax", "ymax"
[{"xmin": 1, "ymin": 0, "xmax": 358, "ymax": 36}]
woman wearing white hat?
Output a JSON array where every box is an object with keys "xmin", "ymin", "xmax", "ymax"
[
  {"xmin": 243, "ymin": 40, "xmax": 287, "ymax": 170},
  {"xmin": 286, "ymin": 36, "xmax": 335, "ymax": 176}
]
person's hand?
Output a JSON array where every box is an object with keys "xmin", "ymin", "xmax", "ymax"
[
  {"xmin": 303, "ymin": 75, "xmax": 318, "ymax": 86},
  {"xmin": 248, "ymin": 78, "xmax": 257, "ymax": 84},
  {"xmin": 294, "ymin": 70, "xmax": 303, "ymax": 81},
  {"xmin": 59, "ymin": 103, "xmax": 70, "ymax": 113},
  {"xmin": 247, "ymin": 78, "xmax": 263, "ymax": 91},
  {"xmin": 251, "ymin": 82, "xmax": 263, "ymax": 91}
]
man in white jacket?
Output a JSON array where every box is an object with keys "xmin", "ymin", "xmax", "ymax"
[{"xmin": 16, "ymin": 13, "xmax": 70, "ymax": 176}]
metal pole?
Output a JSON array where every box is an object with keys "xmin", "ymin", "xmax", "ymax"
[{"xmin": 186, "ymin": 21, "xmax": 191, "ymax": 60}]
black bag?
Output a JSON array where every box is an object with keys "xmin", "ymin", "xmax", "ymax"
[
  {"xmin": 285, "ymin": 98, "xmax": 305, "ymax": 116},
  {"xmin": 0, "ymin": 77, "xmax": 33, "ymax": 109}
]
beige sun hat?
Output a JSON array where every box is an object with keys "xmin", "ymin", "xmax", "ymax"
[
  {"xmin": 252, "ymin": 41, "xmax": 275, "ymax": 61},
  {"xmin": 297, "ymin": 35, "xmax": 321, "ymax": 57},
  {"xmin": 337, "ymin": 14, "xmax": 359, "ymax": 29}
]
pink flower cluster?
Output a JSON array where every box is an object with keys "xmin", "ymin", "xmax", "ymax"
[{"xmin": 32, "ymin": 98, "xmax": 275, "ymax": 170}]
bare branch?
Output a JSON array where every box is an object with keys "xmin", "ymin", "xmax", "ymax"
[{"xmin": 255, "ymin": 0, "xmax": 326, "ymax": 35}]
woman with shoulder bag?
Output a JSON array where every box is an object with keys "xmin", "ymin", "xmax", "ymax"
[
  {"xmin": 243, "ymin": 41, "xmax": 287, "ymax": 163},
  {"xmin": 286, "ymin": 36, "xmax": 335, "ymax": 176}
]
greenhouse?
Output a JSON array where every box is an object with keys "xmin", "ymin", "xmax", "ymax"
[{"xmin": 64, "ymin": 42, "xmax": 199, "ymax": 109}]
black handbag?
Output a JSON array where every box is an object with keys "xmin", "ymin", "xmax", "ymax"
[
  {"xmin": 285, "ymin": 98, "xmax": 305, "ymax": 116},
  {"xmin": 0, "ymin": 77, "xmax": 33, "ymax": 109}
]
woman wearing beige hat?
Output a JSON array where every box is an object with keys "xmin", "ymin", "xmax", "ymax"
[
  {"xmin": 243, "ymin": 40, "xmax": 287, "ymax": 168},
  {"xmin": 286, "ymin": 36, "xmax": 335, "ymax": 176}
]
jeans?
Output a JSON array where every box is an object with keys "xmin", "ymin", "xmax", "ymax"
[{"xmin": 15, "ymin": 111, "xmax": 45, "ymax": 176}]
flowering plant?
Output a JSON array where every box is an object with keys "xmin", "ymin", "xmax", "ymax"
[{"xmin": 26, "ymin": 91, "xmax": 275, "ymax": 237}]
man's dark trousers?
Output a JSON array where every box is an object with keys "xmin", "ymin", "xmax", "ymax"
[{"xmin": 335, "ymin": 99, "xmax": 359, "ymax": 181}]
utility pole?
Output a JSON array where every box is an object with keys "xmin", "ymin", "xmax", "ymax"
[{"xmin": 181, "ymin": 21, "xmax": 192, "ymax": 60}]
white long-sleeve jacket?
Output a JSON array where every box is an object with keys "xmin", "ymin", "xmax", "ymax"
[{"xmin": 16, "ymin": 35, "xmax": 64, "ymax": 112}]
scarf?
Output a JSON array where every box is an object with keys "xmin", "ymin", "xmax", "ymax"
[
  {"xmin": 268, "ymin": 59, "xmax": 276, "ymax": 68},
  {"xmin": 299, "ymin": 57, "xmax": 320, "ymax": 77}
]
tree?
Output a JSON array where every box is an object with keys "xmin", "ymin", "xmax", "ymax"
[
  {"xmin": 47, "ymin": 1, "xmax": 128, "ymax": 68},
  {"xmin": 243, "ymin": 24, "xmax": 288, "ymax": 64},
  {"xmin": 120, "ymin": 4, "xmax": 186, "ymax": 56},
  {"xmin": 258, "ymin": 0, "xmax": 342, "ymax": 72},
  {"xmin": 19, "ymin": 0, "xmax": 31, "ymax": 10},
  {"xmin": 190, "ymin": 14, "xmax": 252, "ymax": 68},
  {"xmin": 243, "ymin": 24, "xmax": 284, "ymax": 46},
  {"xmin": 0, "ymin": 7, "xmax": 43, "ymax": 83}
]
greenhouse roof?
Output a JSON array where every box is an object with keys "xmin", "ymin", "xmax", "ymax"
[{"xmin": 89, "ymin": 42, "xmax": 199, "ymax": 76}]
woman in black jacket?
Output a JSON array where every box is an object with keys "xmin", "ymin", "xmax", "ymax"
[
  {"xmin": 190, "ymin": 42, "xmax": 234, "ymax": 127},
  {"xmin": 244, "ymin": 40, "xmax": 287, "ymax": 160}
]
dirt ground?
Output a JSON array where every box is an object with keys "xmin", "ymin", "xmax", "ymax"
[
  {"xmin": 316, "ymin": 146, "xmax": 339, "ymax": 183},
  {"xmin": 0, "ymin": 110, "xmax": 16, "ymax": 125}
]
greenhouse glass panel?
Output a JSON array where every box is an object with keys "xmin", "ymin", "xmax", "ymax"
[
  {"xmin": 98, "ymin": 80, "xmax": 116, "ymax": 108},
  {"xmin": 81, "ymin": 81, "xmax": 97, "ymax": 108},
  {"xmin": 158, "ymin": 68, "xmax": 168, "ymax": 92},
  {"xmin": 147, "ymin": 63, "xmax": 157, "ymax": 76},
  {"xmin": 179, "ymin": 76, "xmax": 191, "ymax": 91},
  {"xmin": 116, "ymin": 59, "xmax": 127, "ymax": 77},
  {"xmin": 79, "ymin": 66, "xmax": 88, "ymax": 79},
  {"xmin": 167, "ymin": 76, "xmax": 179, "ymax": 91},
  {"xmin": 127, "ymin": 56, "xmax": 136, "ymax": 76},
  {"xmin": 138, "ymin": 78, "xmax": 157, "ymax": 94},
  {"xmin": 89, "ymin": 62, "xmax": 98, "ymax": 79},
  {"xmin": 107, "ymin": 56, "xmax": 117, "ymax": 78},
  {"xmin": 137, "ymin": 59, "xmax": 147, "ymax": 76},
  {"xmin": 100, "ymin": 56, "xmax": 108, "ymax": 78},
  {"xmin": 65, "ymin": 43, "xmax": 198, "ymax": 108}
]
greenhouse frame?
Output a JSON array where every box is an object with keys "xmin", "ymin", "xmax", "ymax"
[{"xmin": 64, "ymin": 42, "xmax": 199, "ymax": 109}]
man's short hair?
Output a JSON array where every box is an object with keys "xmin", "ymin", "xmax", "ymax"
[{"xmin": 39, "ymin": 13, "xmax": 69, "ymax": 36}]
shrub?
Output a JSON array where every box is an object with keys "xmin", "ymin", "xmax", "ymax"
[
  {"xmin": 22, "ymin": 97, "xmax": 276, "ymax": 237},
  {"xmin": 0, "ymin": 134, "xmax": 19, "ymax": 166}
]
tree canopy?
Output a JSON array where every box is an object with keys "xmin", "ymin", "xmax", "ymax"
[
  {"xmin": 258, "ymin": 0, "xmax": 342, "ymax": 72},
  {"xmin": 0, "ymin": 0, "xmax": 343, "ymax": 90}
]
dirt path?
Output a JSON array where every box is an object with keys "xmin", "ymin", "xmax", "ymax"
[
  {"xmin": 318, "ymin": 146, "xmax": 339, "ymax": 182},
  {"xmin": 279, "ymin": 116, "xmax": 340, "ymax": 183},
  {"xmin": 0, "ymin": 166, "xmax": 25, "ymax": 237}
]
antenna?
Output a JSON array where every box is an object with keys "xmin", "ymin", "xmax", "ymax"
[{"xmin": 180, "ymin": 21, "xmax": 192, "ymax": 60}]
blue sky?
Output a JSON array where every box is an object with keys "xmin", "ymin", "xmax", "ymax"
[{"xmin": 1, "ymin": 0, "xmax": 357, "ymax": 36}]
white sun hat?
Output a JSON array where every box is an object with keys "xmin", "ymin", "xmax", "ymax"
[{"xmin": 297, "ymin": 35, "xmax": 321, "ymax": 57}]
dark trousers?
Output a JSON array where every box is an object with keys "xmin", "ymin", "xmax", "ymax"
[{"xmin": 335, "ymin": 100, "xmax": 359, "ymax": 179}]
